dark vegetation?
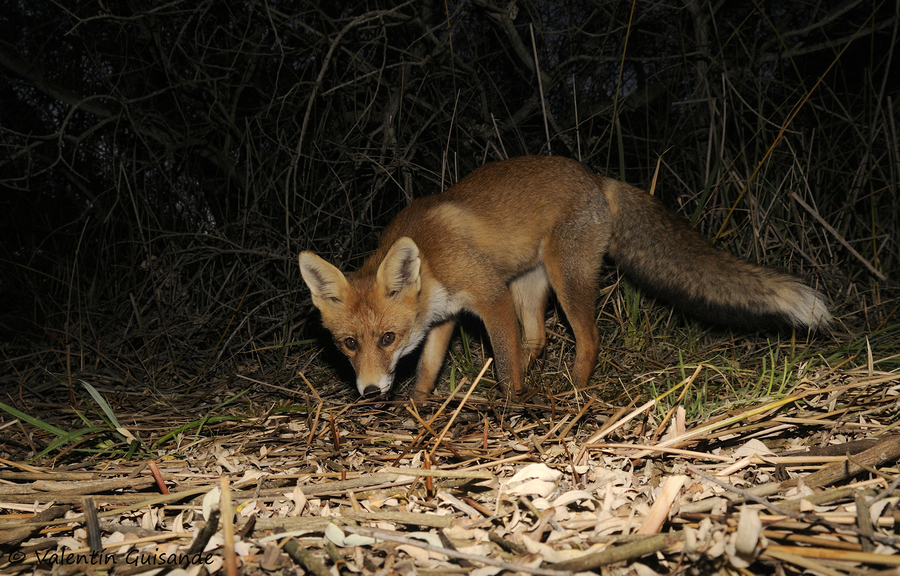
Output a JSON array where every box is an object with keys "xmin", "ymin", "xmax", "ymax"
[{"xmin": 0, "ymin": 0, "xmax": 897, "ymax": 407}]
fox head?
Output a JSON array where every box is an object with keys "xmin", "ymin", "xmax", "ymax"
[{"xmin": 298, "ymin": 237, "xmax": 428, "ymax": 397}]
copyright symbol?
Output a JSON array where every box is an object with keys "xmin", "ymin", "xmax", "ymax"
[{"xmin": 8, "ymin": 550, "xmax": 26, "ymax": 562}]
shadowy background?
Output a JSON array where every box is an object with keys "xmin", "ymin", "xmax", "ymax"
[{"xmin": 1, "ymin": 0, "xmax": 897, "ymax": 399}]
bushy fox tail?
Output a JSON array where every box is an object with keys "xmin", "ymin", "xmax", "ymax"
[{"xmin": 602, "ymin": 179, "xmax": 832, "ymax": 330}]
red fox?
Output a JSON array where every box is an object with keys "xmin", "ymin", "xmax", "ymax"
[{"xmin": 299, "ymin": 156, "xmax": 831, "ymax": 401}]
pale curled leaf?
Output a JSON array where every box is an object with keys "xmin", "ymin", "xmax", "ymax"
[
  {"xmin": 551, "ymin": 489, "xmax": 598, "ymax": 508},
  {"xmin": 324, "ymin": 522, "xmax": 377, "ymax": 547},
  {"xmin": 732, "ymin": 438, "xmax": 774, "ymax": 459},
  {"xmin": 202, "ymin": 487, "xmax": 221, "ymax": 521},
  {"xmin": 505, "ymin": 478, "xmax": 557, "ymax": 498},
  {"xmin": 734, "ymin": 505, "xmax": 763, "ymax": 556},
  {"xmin": 506, "ymin": 463, "xmax": 562, "ymax": 484}
]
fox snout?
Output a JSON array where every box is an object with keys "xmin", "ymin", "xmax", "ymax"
[
  {"xmin": 359, "ymin": 379, "xmax": 391, "ymax": 397},
  {"xmin": 361, "ymin": 385, "xmax": 381, "ymax": 396},
  {"xmin": 353, "ymin": 361, "xmax": 395, "ymax": 397}
]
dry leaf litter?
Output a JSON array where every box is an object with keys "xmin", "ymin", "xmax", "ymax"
[{"xmin": 2, "ymin": 365, "xmax": 900, "ymax": 575}]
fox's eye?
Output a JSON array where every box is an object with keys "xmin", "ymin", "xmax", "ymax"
[
  {"xmin": 343, "ymin": 337, "xmax": 357, "ymax": 351},
  {"xmin": 380, "ymin": 332, "xmax": 395, "ymax": 346}
]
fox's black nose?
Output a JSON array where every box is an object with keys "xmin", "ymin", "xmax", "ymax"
[{"xmin": 362, "ymin": 385, "xmax": 381, "ymax": 397}]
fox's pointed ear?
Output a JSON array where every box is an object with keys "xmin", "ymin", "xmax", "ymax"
[
  {"xmin": 376, "ymin": 237, "xmax": 421, "ymax": 297},
  {"xmin": 298, "ymin": 252, "xmax": 350, "ymax": 309}
]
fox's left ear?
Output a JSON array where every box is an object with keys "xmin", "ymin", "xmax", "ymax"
[
  {"xmin": 377, "ymin": 237, "xmax": 421, "ymax": 297},
  {"xmin": 298, "ymin": 252, "xmax": 350, "ymax": 310}
]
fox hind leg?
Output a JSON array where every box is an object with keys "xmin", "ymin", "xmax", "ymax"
[
  {"xmin": 511, "ymin": 266, "xmax": 551, "ymax": 371},
  {"xmin": 542, "ymin": 243, "xmax": 604, "ymax": 388}
]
